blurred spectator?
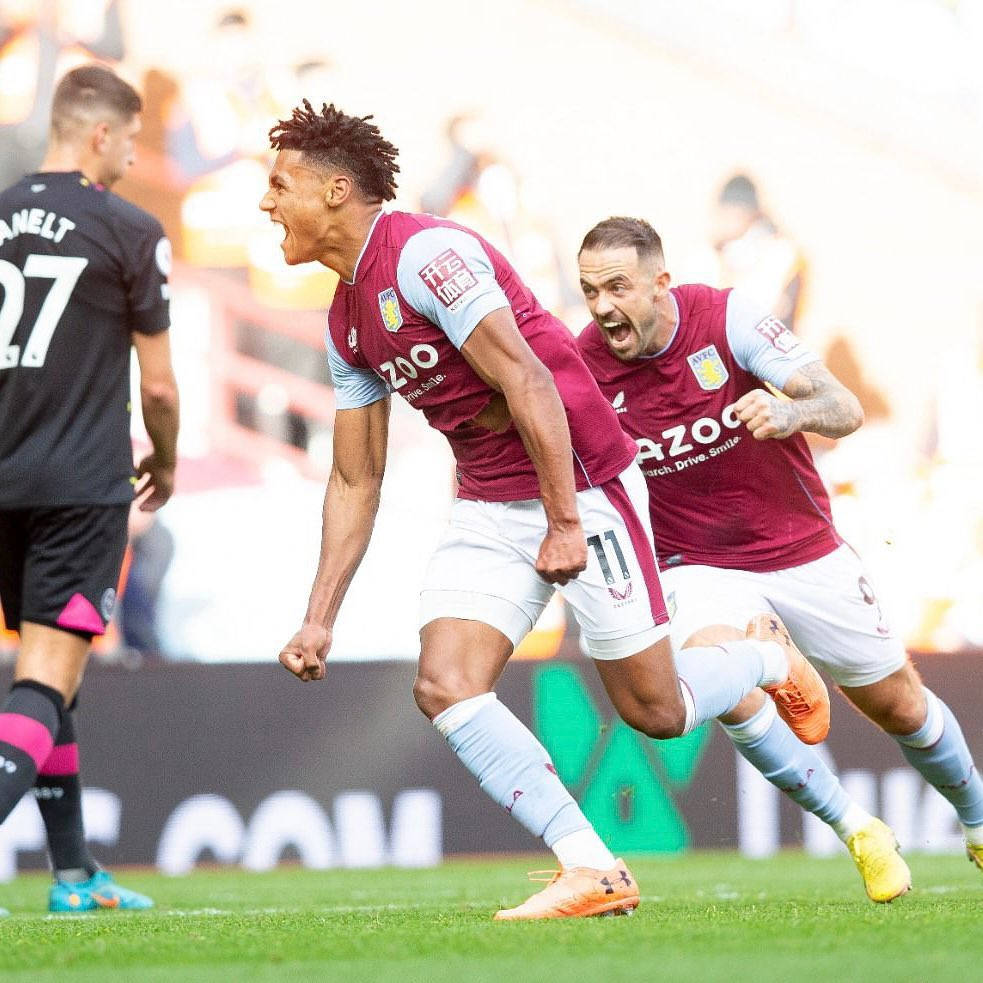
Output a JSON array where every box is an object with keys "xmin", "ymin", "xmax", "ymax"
[
  {"xmin": 0, "ymin": 0, "xmax": 124, "ymax": 187},
  {"xmin": 163, "ymin": 9, "xmax": 274, "ymax": 179},
  {"xmin": 421, "ymin": 111, "xmax": 581, "ymax": 321},
  {"xmin": 420, "ymin": 113, "xmax": 482, "ymax": 217},
  {"xmin": 118, "ymin": 505, "xmax": 174, "ymax": 660},
  {"xmin": 711, "ymin": 172, "xmax": 808, "ymax": 332}
]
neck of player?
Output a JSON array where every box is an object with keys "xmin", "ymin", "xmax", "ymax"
[
  {"xmin": 325, "ymin": 205, "xmax": 384, "ymax": 282},
  {"xmin": 642, "ymin": 292, "xmax": 678, "ymax": 356},
  {"xmin": 38, "ymin": 143, "xmax": 102, "ymax": 188}
]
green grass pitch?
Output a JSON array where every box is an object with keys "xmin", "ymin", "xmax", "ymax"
[{"xmin": 2, "ymin": 853, "xmax": 981, "ymax": 982}]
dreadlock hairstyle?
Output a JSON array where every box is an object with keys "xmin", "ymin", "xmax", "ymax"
[{"xmin": 269, "ymin": 100, "xmax": 400, "ymax": 202}]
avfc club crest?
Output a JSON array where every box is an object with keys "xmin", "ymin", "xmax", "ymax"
[
  {"xmin": 686, "ymin": 345, "xmax": 729, "ymax": 391},
  {"xmin": 378, "ymin": 287, "xmax": 403, "ymax": 333}
]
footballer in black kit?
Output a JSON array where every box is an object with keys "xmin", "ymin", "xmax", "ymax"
[
  {"xmin": 0, "ymin": 64, "xmax": 179, "ymax": 914},
  {"xmin": 0, "ymin": 170, "xmax": 170, "ymax": 633}
]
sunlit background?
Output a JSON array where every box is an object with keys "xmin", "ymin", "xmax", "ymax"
[{"xmin": 2, "ymin": 0, "xmax": 981, "ymax": 664}]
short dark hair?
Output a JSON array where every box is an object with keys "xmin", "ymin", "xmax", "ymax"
[
  {"xmin": 51, "ymin": 65, "xmax": 142, "ymax": 139},
  {"xmin": 579, "ymin": 217, "xmax": 664, "ymax": 265},
  {"xmin": 269, "ymin": 100, "xmax": 399, "ymax": 202}
]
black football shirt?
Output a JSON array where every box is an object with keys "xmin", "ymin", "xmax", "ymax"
[{"xmin": 0, "ymin": 171, "xmax": 170, "ymax": 506}]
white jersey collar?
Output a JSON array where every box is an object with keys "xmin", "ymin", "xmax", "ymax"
[
  {"xmin": 640, "ymin": 291, "xmax": 680, "ymax": 359},
  {"xmin": 345, "ymin": 210, "xmax": 386, "ymax": 285}
]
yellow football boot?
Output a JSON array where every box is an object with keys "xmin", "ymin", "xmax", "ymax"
[
  {"xmin": 966, "ymin": 841, "xmax": 983, "ymax": 871},
  {"xmin": 846, "ymin": 818, "xmax": 911, "ymax": 903}
]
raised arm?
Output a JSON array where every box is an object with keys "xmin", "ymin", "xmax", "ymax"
[
  {"xmin": 278, "ymin": 397, "xmax": 390, "ymax": 681},
  {"xmin": 461, "ymin": 307, "xmax": 586, "ymax": 585},
  {"xmin": 131, "ymin": 329, "xmax": 180, "ymax": 511},
  {"xmin": 734, "ymin": 360, "xmax": 864, "ymax": 440},
  {"xmin": 724, "ymin": 292, "xmax": 863, "ymax": 441}
]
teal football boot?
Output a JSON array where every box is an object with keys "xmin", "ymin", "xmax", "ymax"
[{"xmin": 49, "ymin": 870, "xmax": 154, "ymax": 912}]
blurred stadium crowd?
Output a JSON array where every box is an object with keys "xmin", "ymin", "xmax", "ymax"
[{"xmin": 1, "ymin": 0, "xmax": 981, "ymax": 662}]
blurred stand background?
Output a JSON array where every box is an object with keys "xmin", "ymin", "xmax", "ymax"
[{"xmin": 1, "ymin": 0, "xmax": 981, "ymax": 664}]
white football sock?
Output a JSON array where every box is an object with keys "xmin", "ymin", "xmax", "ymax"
[
  {"xmin": 433, "ymin": 693, "xmax": 609, "ymax": 866},
  {"xmin": 830, "ymin": 802, "xmax": 876, "ymax": 842},
  {"xmin": 552, "ymin": 828, "xmax": 617, "ymax": 871},
  {"xmin": 674, "ymin": 640, "xmax": 783, "ymax": 733}
]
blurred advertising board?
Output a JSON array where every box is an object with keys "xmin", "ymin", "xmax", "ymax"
[{"xmin": 1, "ymin": 652, "xmax": 980, "ymax": 878}]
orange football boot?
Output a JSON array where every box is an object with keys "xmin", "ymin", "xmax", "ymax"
[
  {"xmin": 493, "ymin": 860, "xmax": 639, "ymax": 921},
  {"xmin": 748, "ymin": 613, "xmax": 830, "ymax": 745}
]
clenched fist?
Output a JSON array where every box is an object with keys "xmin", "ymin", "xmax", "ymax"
[
  {"xmin": 536, "ymin": 525, "xmax": 588, "ymax": 586},
  {"xmin": 278, "ymin": 623, "xmax": 331, "ymax": 682},
  {"xmin": 733, "ymin": 388, "xmax": 799, "ymax": 441}
]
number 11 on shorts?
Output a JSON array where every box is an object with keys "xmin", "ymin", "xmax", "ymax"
[{"xmin": 587, "ymin": 530, "xmax": 630, "ymax": 585}]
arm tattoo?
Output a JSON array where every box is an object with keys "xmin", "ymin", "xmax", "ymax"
[{"xmin": 779, "ymin": 361, "xmax": 863, "ymax": 438}]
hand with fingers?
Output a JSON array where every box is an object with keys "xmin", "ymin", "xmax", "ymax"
[
  {"xmin": 134, "ymin": 453, "xmax": 176, "ymax": 511},
  {"xmin": 733, "ymin": 388, "xmax": 799, "ymax": 441},
  {"xmin": 278, "ymin": 623, "xmax": 331, "ymax": 682},
  {"xmin": 536, "ymin": 525, "xmax": 588, "ymax": 586}
]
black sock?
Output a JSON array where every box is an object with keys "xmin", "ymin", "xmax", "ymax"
[
  {"xmin": 0, "ymin": 680, "xmax": 63, "ymax": 823},
  {"xmin": 34, "ymin": 703, "xmax": 98, "ymax": 879}
]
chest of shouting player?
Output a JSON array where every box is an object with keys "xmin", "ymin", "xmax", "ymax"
[
  {"xmin": 610, "ymin": 338, "xmax": 751, "ymax": 480},
  {"xmin": 330, "ymin": 278, "xmax": 492, "ymax": 430}
]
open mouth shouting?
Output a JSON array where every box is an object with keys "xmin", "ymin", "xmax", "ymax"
[{"xmin": 599, "ymin": 318, "xmax": 638, "ymax": 358}]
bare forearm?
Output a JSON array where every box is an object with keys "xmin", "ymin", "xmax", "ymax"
[
  {"xmin": 781, "ymin": 363, "xmax": 864, "ymax": 438},
  {"xmin": 780, "ymin": 392, "xmax": 862, "ymax": 438},
  {"xmin": 141, "ymin": 382, "xmax": 179, "ymax": 466},
  {"xmin": 304, "ymin": 474, "xmax": 381, "ymax": 628},
  {"xmin": 507, "ymin": 368, "xmax": 580, "ymax": 529}
]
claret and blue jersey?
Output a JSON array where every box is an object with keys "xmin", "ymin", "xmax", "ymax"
[
  {"xmin": 578, "ymin": 283, "xmax": 841, "ymax": 572},
  {"xmin": 326, "ymin": 211, "xmax": 636, "ymax": 502}
]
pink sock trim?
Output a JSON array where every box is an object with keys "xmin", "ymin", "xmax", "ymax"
[
  {"xmin": 0, "ymin": 712, "xmax": 55, "ymax": 768},
  {"xmin": 56, "ymin": 593, "xmax": 105, "ymax": 635},
  {"xmin": 39, "ymin": 742, "xmax": 80, "ymax": 776}
]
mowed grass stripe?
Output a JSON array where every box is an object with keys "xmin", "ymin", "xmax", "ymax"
[{"xmin": 1, "ymin": 853, "xmax": 980, "ymax": 983}]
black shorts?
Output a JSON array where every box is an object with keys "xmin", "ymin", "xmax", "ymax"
[{"xmin": 0, "ymin": 505, "xmax": 129, "ymax": 639}]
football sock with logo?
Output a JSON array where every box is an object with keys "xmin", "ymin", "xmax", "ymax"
[
  {"xmin": 721, "ymin": 699, "xmax": 869, "ymax": 838},
  {"xmin": 896, "ymin": 687, "xmax": 983, "ymax": 828},
  {"xmin": 433, "ymin": 693, "xmax": 616, "ymax": 870},
  {"xmin": 674, "ymin": 640, "xmax": 783, "ymax": 734},
  {"xmin": 0, "ymin": 680, "xmax": 63, "ymax": 823},
  {"xmin": 35, "ymin": 703, "xmax": 98, "ymax": 881}
]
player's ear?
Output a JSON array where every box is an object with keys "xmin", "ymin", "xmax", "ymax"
[
  {"xmin": 91, "ymin": 120, "xmax": 111, "ymax": 155},
  {"xmin": 323, "ymin": 173, "xmax": 354, "ymax": 209},
  {"xmin": 654, "ymin": 269, "xmax": 671, "ymax": 295}
]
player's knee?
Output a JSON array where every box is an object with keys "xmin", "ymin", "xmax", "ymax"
[
  {"xmin": 877, "ymin": 700, "xmax": 929, "ymax": 736},
  {"xmin": 619, "ymin": 698, "xmax": 686, "ymax": 740},
  {"xmin": 412, "ymin": 672, "xmax": 472, "ymax": 722}
]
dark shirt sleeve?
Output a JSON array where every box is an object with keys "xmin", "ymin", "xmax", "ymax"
[{"xmin": 126, "ymin": 216, "xmax": 171, "ymax": 336}]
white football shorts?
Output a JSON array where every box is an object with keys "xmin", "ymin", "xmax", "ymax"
[
  {"xmin": 660, "ymin": 544, "xmax": 908, "ymax": 687},
  {"xmin": 419, "ymin": 463, "xmax": 670, "ymax": 660}
]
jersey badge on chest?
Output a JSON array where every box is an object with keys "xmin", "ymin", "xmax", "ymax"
[
  {"xmin": 687, "ymin": 345, "xmax": 729, "ymax": 391},
  {"xmin": 378, "ymin": 287, "xmax": 403, "ymax": 333}
]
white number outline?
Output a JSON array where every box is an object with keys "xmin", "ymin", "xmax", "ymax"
[{"xmin": 0, "ymin": 254, "xmax": 88, "ymax": 369}]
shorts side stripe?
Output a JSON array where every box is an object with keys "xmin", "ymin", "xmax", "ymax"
[{"xmin": 600, "ymin": 476, "xmax": 669, "ymax": 627}]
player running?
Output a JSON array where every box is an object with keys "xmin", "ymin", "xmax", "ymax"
[
  {"xmin": 0, "ymin": 66, "xmax": 179, "ymax": 912},
  {"xmin": 576, "ymin": 216, "xmax": 983, "ymax": 902},
  {"xmin": 262, "ymin": 102, "xmax": 829, "ymax": 920}
]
